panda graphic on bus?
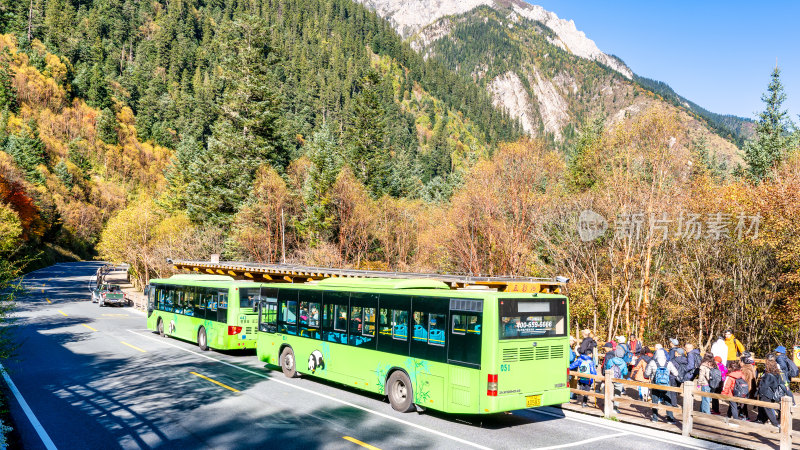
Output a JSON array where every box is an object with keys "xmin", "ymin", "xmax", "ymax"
[{"xmin": 308, "ymin": 349, "xmax": 325, "ymax": 373}]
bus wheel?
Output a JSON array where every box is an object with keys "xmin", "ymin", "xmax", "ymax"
[
  {"xmin": 280, "ymin": 347, "xmax": 298, "ymax": 378},
  {"xmin": 198, "ymin": 327, "xmax": 208, "ymax": 351},
  {"xmin": 387, "ymin": 371, "xmax": 415, "ymax": 412},
  {"xmin": 157, "ymin": 318, "xmax": 164, "ymax": 337}
]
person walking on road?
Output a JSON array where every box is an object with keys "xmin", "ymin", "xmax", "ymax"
[
  {"xmin": 723, "ymin": 330, "xmax": 745, "ymax": 362},
  {"xmin": 697, "ymin": 353, "xmax": 718, "ymax": 414},
  {"xmin": 756, "ymin": 358, "xmax": 785, "ymax": 430},
  {"xmin": 645, "ymin": 348, "xmax": 679, "ymax": 423},
  {"xmin": 711, "ymin": 336, "xmax": 728, "ymax": 366}
]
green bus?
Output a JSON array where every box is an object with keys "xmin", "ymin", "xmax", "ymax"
[
  {"xmin": 255, "ymin": 277, "xmax": 570, "ymax": 414},
  {"xmin": 146, "ymin": 274, "xmax": 262, "ymax": 351}
]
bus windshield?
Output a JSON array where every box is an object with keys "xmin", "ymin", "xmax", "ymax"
[{"xmin": 498, "ymin": 297, "xmax": 566, "ymax": 339}]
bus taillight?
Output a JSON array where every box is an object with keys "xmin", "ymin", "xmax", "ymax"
[
  {"xmin": 487, "ymin": 374, "xmax": 498, "ymax": 396},
  {"xmin": 228, "ymin": 326, "xmax": 243, "ymax": 335}
]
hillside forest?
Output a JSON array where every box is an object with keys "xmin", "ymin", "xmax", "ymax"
[{"xmin": 1, "ymin": 0, "xmax": 799, "ymax": 354}]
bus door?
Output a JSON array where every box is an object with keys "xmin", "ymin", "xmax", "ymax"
[
  {"xmin": 146, "ymin": 284, "xmax": 154, "ymax": 318},
  {"xmin": 258, "ymin": 287, "xmax": 279, "ymax": 333}
]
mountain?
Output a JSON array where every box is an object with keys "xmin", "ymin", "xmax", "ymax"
[
  {"xmin": 358, "ymin": 0, "xmax": 633, "ymax": 78},
  {"xmin": 355, "ymin": 0, "xmax": 751, "ymax": 153}
]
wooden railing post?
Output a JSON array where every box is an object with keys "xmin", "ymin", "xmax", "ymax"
[
  {"xmin": 681, "ymin": 380, "xmax": 695, "ymax": 437},
  {"xmin": 780, "ymin": 395, "xmax": 792, "ymax": 450},
  {"xmin": 604, "ymin": 371, "xmax": 614, "ymax": 418}
]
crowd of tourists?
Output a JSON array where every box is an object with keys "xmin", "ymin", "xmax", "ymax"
[{"xmin": 568, "ymin": 329, "xmax": 798, "ymax": 430}]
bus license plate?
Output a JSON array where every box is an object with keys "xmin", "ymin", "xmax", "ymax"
[{"xmin": 526, "ymin": 395, "xmax": 541, "ymax": 407}]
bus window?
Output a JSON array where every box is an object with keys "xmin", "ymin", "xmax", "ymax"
[
  {"xmin": 498, "ymin": 298, "xmax": 566, "ymax": 339},
  {"xmin": 393, "ymin": 310, "xmax": 408, "ymax": 340},
  {"xmin": 217, "ymin": 289, "xmax": 229, "ymax": 323},
  {"xmin": 428, "ymin": 313, "xmax": 446, "ymax": 346},
  {"xmin": 448, "ymin": 299, "xmax": 483, "ymax": 368},
  {"xmin": 277, "ymin": 289, "xmax": 298, "ymax": 335},
  {"xmin": 412, "ymin": 311, "xmax": 427, "ymax": 342},
  {"xmin": 258, "ymin": 299, "xmax": 278, "ymax": 333},
  {"xmin": 362, "ymin": 307, "xmax": 376, "ymax": 337},
  {"xmin": 322, "ymin": 291, "xmax": 349, "ymax": 344},
  {"xmin": 350, "ymin": 306, "xmax": 362, "ymax": 334},
  {"xmin": 239, "ymin": 288, "xmax": 261, "ymax": 309},
  {"xmin": 378, "ymin": 309, "xmax": 391, "ymax": 337},
  {"xmin": 335, "ymin": 305, "xmax": 348, "ymax": 332},
  {"xmin": 299, "ymin": 290, "xmax": 321, "ymax": 340}
]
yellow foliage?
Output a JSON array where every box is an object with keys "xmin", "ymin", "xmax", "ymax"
[{"xmin": 0, "ymin": 202, "xmax": 22, "ymax": 253}]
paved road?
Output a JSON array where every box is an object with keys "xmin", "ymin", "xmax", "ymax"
[{"xmin": 4, "ymin": 262, "xmax": 731, "ymax": 449}]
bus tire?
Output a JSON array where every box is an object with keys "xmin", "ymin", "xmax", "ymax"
[
  {"xmin": 387, "ymin": 371, "xmax": 415, "ymax": 413},
  {"xmin": 198, "ymin": 326, "xmax": 208, "ymax": 351},
  {"xmin": 157, "ymin": 318, "xmax": 164, "ymax": 337},
  {"xmin": 280, "ymin": 347, "xmax": 298, "ymax": 378}
]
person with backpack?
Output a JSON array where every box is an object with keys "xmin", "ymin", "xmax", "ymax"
[
  {"xmin": 711, "ymin": 355, "xmax": 729, "ymax": 415},
  {"xmin": 577, "ymin": 329, "xmax": 597, "ymax": 356},
  {"xmin": 569, "ymin": 349, "xmax": 597, "ymax": 408},
  {"xmin": 721, "ymin": 360, "xmax": 748, "ymax": 422},
  {"xmin": 685, "ymin": 343, "xmax": 702, "ymax": 381},
  {"xmin": 616, "ymin": 335, "xmax": 632, "ymax": 366},
  {"xmin": 739, "ymin": 352, "xmax": 757, "ymax": 421},
  {"xmin": 756, "ymin": 357, "xmax": 784, "ymax": 430},
  {"xmin": 773, "ymin": 346, "xmax": 798, "ymax": 406},
  {"xmin": 723, "ymin": 330, "xmax": 745, "ymax": 362},
  {"xmin": 669, "ymin": 348, "xmax": 691, "ymax": 405},
  {"xmin": 630, "ymin": 346, "xmax": 653, "ymax": 401},
  {"xmin": 697, "ymin": 353, "xmax": 720, "ymax": 414},
  {"xmin": 605, "ymin": 346, "xmax": 629, "ymax": 413},
  {"xmin": 645, "ymin": 348, "xmax": 680, "ymax": 423},
  {"xmin": 667, "ymin": 338, "xmax": 680, "ymax": 361}
]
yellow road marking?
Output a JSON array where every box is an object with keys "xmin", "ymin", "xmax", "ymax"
[
  {"xmin": 81, "ymin": 324, "xmax": 98, "ymax": 332},
  {"xmin": 46, "ymin": 299, "xmax": 51, "ymax": 304},
  {"xmin": 120, "ymin": 341, "xmax": 146, "ymax": 353},
  {"xmin": 190, "ymin": 371, "xmax": 239, "ymax": 393},
  {"xmin": 58, "ymin": 310, "xmax": 67, "ymax": 317},
  {"xmin": 342, "ymin": 436, "xmax": 382, "ymax": 450}
]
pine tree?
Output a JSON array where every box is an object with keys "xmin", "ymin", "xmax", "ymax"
[
  {"xmin": 97, "ymin": 107, "xmax": 119, "ymax": 144},
  {"xmin": 54, "ymin": 159, "xmax": 73, "ymax": 188},
  {"xmin": 744, "ymin": 67, "xmax": 793, "ymax": 181},
  {"xmin": 180, "ymin": 16, "xmax": 292, "ymax": 225},
  {"xmin": 298, "ymin": 125, "xmax": 342, "ymax": 245},
  {"xmin": 0, "ymin": 52, "xmax": 16, "ymax": 113},
  {"xmin": 5, "ymin": 119, "xmax": 47, "ymax": 184},
  {"xmin": 344, "ymin": 70, "xmax": 388, "ymax": 197}
]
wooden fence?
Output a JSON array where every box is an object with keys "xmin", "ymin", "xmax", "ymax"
[{"xmin": 569, "ymin": 370, "xmax": 794, "ymax": 450}]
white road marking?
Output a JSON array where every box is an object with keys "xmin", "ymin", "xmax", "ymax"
[
  {"xmin": 0, "ymin": 363, "xmax": 58, "ymax": 450},
  {"xmin": 127, "ymin": 330, "xmax": 492, "ymax": 450},
  {"xmin": 529, "ymin": 407, "xmax": 710, "ymax": 449},
  {"xmin": 534, "ymin": 431, "xmax": 628, "ymax": 449}
]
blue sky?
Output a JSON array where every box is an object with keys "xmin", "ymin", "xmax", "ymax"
[{"xmin": 529, "ymin": 1, "xmax": 799, "ymax": 121}]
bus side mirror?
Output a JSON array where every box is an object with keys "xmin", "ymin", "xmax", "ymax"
[{"xmin": 144, "ymin": 285, "xmax": 150, "ymax": 295}]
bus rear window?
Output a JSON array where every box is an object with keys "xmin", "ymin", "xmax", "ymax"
[{"xmin": 498, "ymin": 298, "xmax": 566, "ymax": 339}]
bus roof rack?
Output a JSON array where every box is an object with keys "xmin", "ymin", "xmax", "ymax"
[{"xmin": 170, "ymin": 259, "xmax": 565, "ymax": 294}]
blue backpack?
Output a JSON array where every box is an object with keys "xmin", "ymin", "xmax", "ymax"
[
  {"xmin": 578, "ymin": 358, "xmax": 594, "ymax": 383},
  {"xmin": 654, "ymin": 364, "xmax": 670, "ymax": 385},
  {"xmin": 619, "ymin": 343, "xmax": 632, "ymax": 364}
]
